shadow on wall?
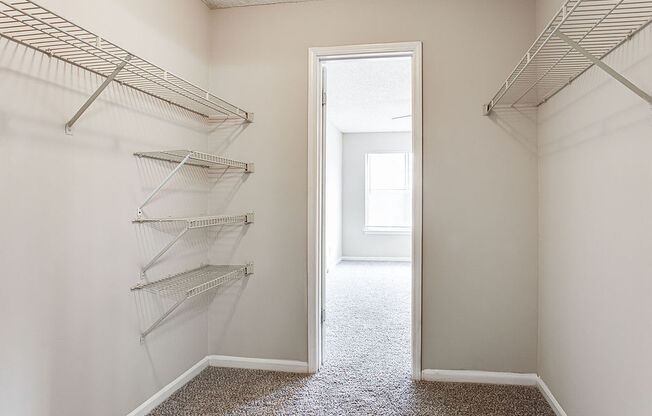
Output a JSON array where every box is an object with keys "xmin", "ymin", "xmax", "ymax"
[
  {"xmin": 537, "ymin": 25, "xmax": 652, "ymax": 156},
  {"xmin": 0, "ymin": 36, "xmax": 258, "ymax": 345},
  {"xmin": 0, "ymin": 38, "xmax": 210, "ymax": 141},
  {"xmin": 208, "ymin": 168, "xmax": 250, "ymax": 213},
  {"xmin": 487, "ymin": 107, "xmax": 538, "ymax": 156},
  {"xmin": 134, "ymin": 158, "xmax": 211, "ymax": 214},
  {"xmin": 132, "ymin": 155, "xmax": 252, "ymax": 341},
  {"xmin": 200, "ymin": 274, "xmax": 252, "ymax": 352},
  {"xmin": 133, "ymin": 276, "xmax": 251, "ymax": 346},
  {"xmin": 487, "ymin": 24, "xmax": 652, "ymax": 158},
  {"xmin": 207, "ymin": 118, "xmax": 252, "ymax": 154},
  {"xmin": 1, "ymin": 29, "xmax": 259, "ymax": 414},
  {"xmin": 539, "ymin": 100, "xmax": 650, "ymax": 156}
]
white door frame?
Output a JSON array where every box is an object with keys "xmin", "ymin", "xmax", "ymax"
[{"xmin": 307, "ymin": 42, "xmax": 423, "ymax": 379}]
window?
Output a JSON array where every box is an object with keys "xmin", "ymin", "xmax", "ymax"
[{"xmin": 365, "ymin": 152, "xmax": 412, "ymax": 234}]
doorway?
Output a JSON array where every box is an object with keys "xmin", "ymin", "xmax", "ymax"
[{"xmin": 307, "ymin": 42, "xmax": 423, "ymax": 379}]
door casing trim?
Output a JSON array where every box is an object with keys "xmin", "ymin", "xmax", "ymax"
[{"xmin": 307, "ymin": 41, "xmax": 423, "ymax": 379}]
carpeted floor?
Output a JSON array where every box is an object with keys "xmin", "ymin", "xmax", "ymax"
[{"xmin": 149, "ymin": 261, "xmax": 554, "ymax": 415}]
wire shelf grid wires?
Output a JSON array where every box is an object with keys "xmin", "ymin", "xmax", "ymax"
[
  {"xmin": 134, "ymin": 150, "xmax": 254, "ymax": 172},
  {"xmin": 131, "ymin": 264, "xmax": 251, "ymax": 300},
  {"xmin": 485, "ymin": 0, "xmax": 652, "ymax": 114},
  {"xmin": 133, "ymin": 213, "xmax": 254, "ymax": 229},
  {"xmin": 0, "ymin": 0, "xmax": 252, "ymax": 121},
  {"xmin": 134, "ymin": 213, "xmax": 253, "ymax": 275},
  {"xmin": 132, "ymin": 263, "xmax": 252, "ymax": 339}
]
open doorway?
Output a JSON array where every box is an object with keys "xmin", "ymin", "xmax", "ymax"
[{"xmin": 308, "ymin": 43, "xmax": 423, "ymax": 379}]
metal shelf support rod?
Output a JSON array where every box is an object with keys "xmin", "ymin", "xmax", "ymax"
[
  {"xmin": 64, "ymin": 54, "xmax": 132, "ymax": 134},
  {"xmin": 140, "ymin": 296, "xmax": 187, "ymax": 342},
  {"xmin": 137, "ymin": 153, "xmax": 192, "ymax": 217},
  {"xmin": 555, "ymin": 31, "xmax": 652, "ymax": 106},
  {"xmin": 141, "ymin": 226, "xmax": 189, "ymax": 275}
]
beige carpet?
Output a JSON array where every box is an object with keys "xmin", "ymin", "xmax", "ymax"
[{"xmin": 150, "ymin": 261, "xmax": 554, "ymax": 415}]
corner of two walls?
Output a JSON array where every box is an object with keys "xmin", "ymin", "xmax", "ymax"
[
  {"xmin": 535, "ymin": 1, "xmax": 652, "ymax": 414},
  {"xmin": 0, "ymin": 1, "xmax": 217, "ymax": 415},
  {"xmin": 203, "ymin": 5, "xmax": 308, "ymax": 362}
]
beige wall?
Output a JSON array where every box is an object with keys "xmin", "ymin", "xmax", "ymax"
[
  {"xmin": 205, "ymin": 0, "xmax": 540, "ymax": 373},
  {"xmin": 536, "ymin": 1, "xmax": 652, "ymax": 415},
  {"xmin": 0, "ymin": 1, "xmax": 213, "ymax": 415}
]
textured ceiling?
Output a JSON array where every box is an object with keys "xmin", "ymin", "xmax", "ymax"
[
  {"xmin": 325, "ymin": 57, "xmax": 412, "ymax": 133},
  {"xmin": 201, "ymin": 0, "xmax": 316, "ymax": 9}
]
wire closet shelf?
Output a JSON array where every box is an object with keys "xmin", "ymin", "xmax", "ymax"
[
  {"xmin": 132, "ymin": 264, "xmax": 252, "ymax": 300},
  {"xmin": 134, "ymin": 213, "xmax": 254, "ymax": 276},
  {"xmin": 134, "ymin": 150, "xmax": 254, "ymax": 217},
  {"xmin": 133, "ymin": 213, "xmax": 254, "ymax": 229},
  {"xmin": 484, "ymin": 0, "xmax": 652, "ymax": 115},
  {"xmin": 132, "ymin": 264, "xmax": 253, "ymax": 340},
  {"xmin": 0, "ymin": 0, "xmax": 253, "ymax": 129},
  {"xmin": 135, "ymin": 150, "xmax": 254, "ymax": 171}
]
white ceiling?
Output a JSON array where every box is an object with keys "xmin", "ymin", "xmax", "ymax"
[
  {"xmin": 201, "ymin": 0, "xmax": 316, "ymax": 9},
  {"xmin": 325, "ymin": 57, "xmax": 412, "ymax": 133}
]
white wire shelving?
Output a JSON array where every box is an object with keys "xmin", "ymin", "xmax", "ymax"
[
  {"xmin": 135, "ymin": 150, "xmax": 254, "ymax": 217},
  {"xmin": 0, "ymin": 0, "xmax": 253, "ymax": 132},
  {"xmin": 484, "ymin": 0, "xmax": 652, "ymax": 115},
  {"xmin": 134, "ymin": 213, "xmax": 254, "ymax": 275},
  {"xmin": 132, "ymin": 263, "xmax": 254, "ymax": 340},
  {"xmin": 135, "ymin": 150, "xmax": 254, "ymax": 171}
]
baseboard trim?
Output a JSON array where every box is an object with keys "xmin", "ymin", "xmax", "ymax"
[
  {"xmin": 421, "ymin": 369, "xmax": 538, "ymax": 386},
  {"xmin": 341, "ymin": 256, "xmax": 411, "ymax": 262},
  {"xmin": 537, "ymin": 377, "xmax": 567, "ymax": 416},
  {"xmin": 127, "ymin": 355, "xmax": 309, "ymax": 415},
  {"xmin": 126, "ymin": 356, "xmax": 210, "ymax": 416},
  {"xmin": 208, "ymin": 355, "xmax": 309, "ymax": 373},
  {"xmin": 129, "ymin": 362, "xmax": 558, "ymax": 416}
]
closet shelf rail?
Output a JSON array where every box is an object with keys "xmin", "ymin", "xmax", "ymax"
[
  {"xmin": 135, "ymin": 150, "xmax": 254, "ymax": 217},
  {"xmin": 483, "ymin": 0, "xmax": 652, "ymax": 115},
  {"xmin": 134, "ymin": 213, "xmax": 254, "ymax": 275},
  {"xmin": 0, "ymin": 0, "xmax": 253, "ymax": 132},
  {"xmin": 135, "ymin": 150, "xmax": 254, "ymax": 171},
  {"xmin": 132, "ymin": 263, "xmax": 254, "ymax": 340}
]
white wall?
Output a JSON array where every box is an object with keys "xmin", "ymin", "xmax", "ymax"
[
  {"xmin": 536, "ymin": 1, "xmax": 652, "ymax": 415},
  {"xmin": 0, "ymin": 1, "xmax": 215, "ymax": 415},
  {"xmin": 341, "ymin": 132, "xmax": 411, "ymax": 259},
  {"xmin": 205, "ymin": 0, "xmax": 539, "ymax": 373},
  {"xmin": 325, "ymin": 122, "xmax": 343, "ymax": 270}
]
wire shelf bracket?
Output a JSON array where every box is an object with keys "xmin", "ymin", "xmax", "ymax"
[
  {"xmin": 132, "ymin": 263, "xmax": 254, "ymax": 341},
  {"xmin": 134, "ymin": 213, "xmax": 254, "ymax": 275},
  {"xmin": 0, "ymin": 0, "xmax": 254, "ymax": 133},
  {"xmin": 483, "ymin": 0, "xmax": 652, "ymax": 115},
  {"xmin": 135, "ymin": 150, "xmax": 254, "ymax": 217},
  {"xmin": 555, "ymin": 31, "xmax": 652, "ymax": 106},
  {"xmin": 64, "ymin": 53, "xmax": 132, "ymax": 134}
]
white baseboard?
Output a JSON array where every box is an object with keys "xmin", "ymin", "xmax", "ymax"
[
  {"xmin": 421, "ymin": 369, "xmax": 538, "ymax": 386},
  {"xmin": 129, "ymin": 362, "xmax": 560, "ymax": 416},
  {"xmin": 208, "ymin": 355, "xmax": 309, "ymax": 373},
  {"xmin": 341, "ymin": 256, "xmax": 411, "ymax": 262},
  {"xmin": 127, "ymin": 355, "xmax": 309, "ymax": 416},
  {"xmin": 537, "ymin": 377, "xmax": 567, "ymax": 416},
  {"xmin": 126, "ymin": 356, "xmax": 210, "ymax": 416}
]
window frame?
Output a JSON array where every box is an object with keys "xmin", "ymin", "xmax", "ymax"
[{"xmin": 364, "ymin": 151, "xmax": 413, "ymax": 235}]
